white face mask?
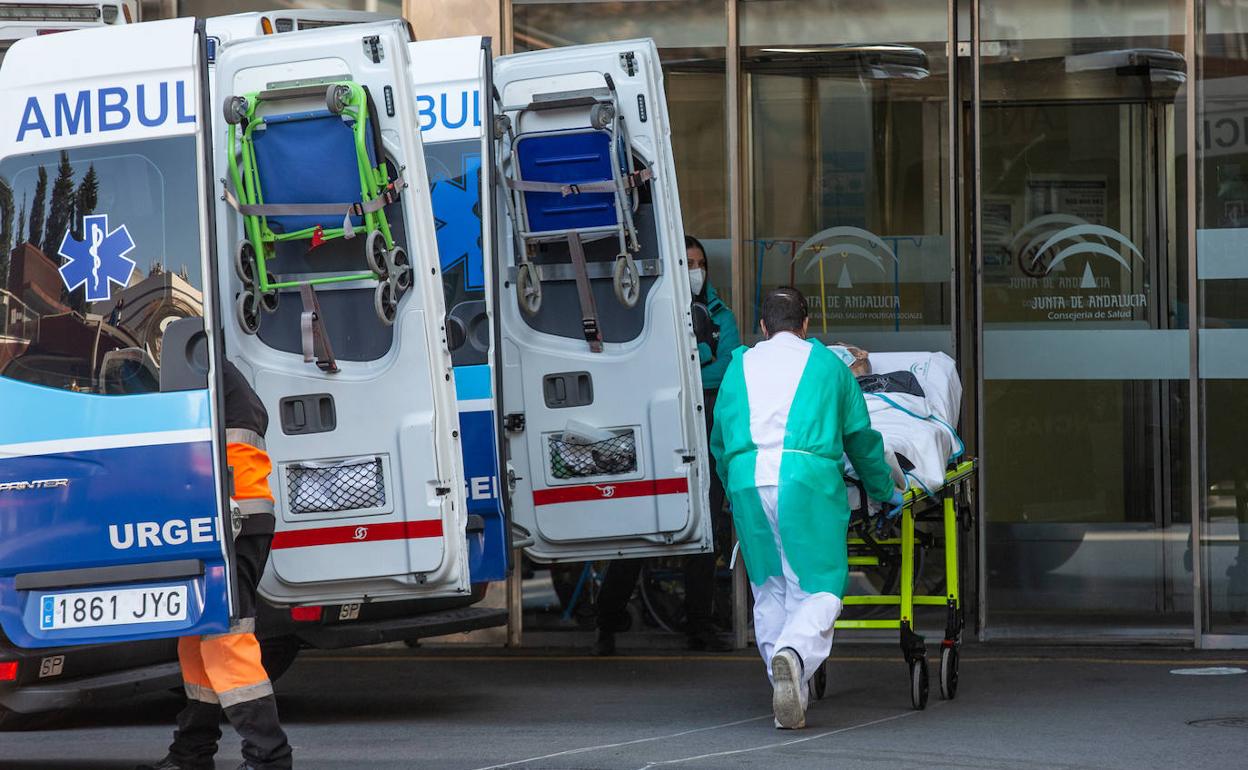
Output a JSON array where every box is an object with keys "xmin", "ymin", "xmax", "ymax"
[{"xmin": 688, "ymin": 268, "xmax": 706, "ymax": 296}]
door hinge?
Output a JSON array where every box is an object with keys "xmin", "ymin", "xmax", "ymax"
[
  {"xmin": 504, "ymin": 413, "xmax": 526, "ymax": 433},
  {"xmin": 363, "ymin": 35, "xmax": 384, "ymax": 63},
  {"xmin": 620, "ymin": 51, "xmax": 638, "ymax": 76},
  {"xmin": 435, "ymin": 486, "xmax": 452, "ymax": 496}
]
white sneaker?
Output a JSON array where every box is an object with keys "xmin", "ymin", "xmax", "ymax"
[{"xmin": 771, "ymin": 647, "xmax": 806, "ymax": 729}]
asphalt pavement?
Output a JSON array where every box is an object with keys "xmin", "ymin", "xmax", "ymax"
[{"xmin": 1, "ymin": 642, "xmax": 1246, "ymax": 769}]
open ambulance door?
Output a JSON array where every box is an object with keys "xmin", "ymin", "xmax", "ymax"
[
  {"xmin": 211, "ymin": 22, "xmax": 471, "ymax": 606},
  {"xmin": 493, "ymin": 40, "xmax": 713, "ymax": 563},
  {"xmin": 408, "ymin": 36, "xmax": 510, "ymax": 584},
  {"xmin": 0, "ymin": 19, "xmax": 234, "ymax": 647}
]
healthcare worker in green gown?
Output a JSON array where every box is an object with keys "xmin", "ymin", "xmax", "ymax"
[{"xmin": 711, "ymin": 286, "xmax": 903, "ymax": 729}]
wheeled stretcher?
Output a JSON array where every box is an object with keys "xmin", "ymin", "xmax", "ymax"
[
  {"xmin": 222, "ymin": 80, "xmax": 411, "ymax": 335},
  {"xmin": 814, "ymin": 350, "xmax": 977, "ymax": 710},
  {"xmin": 494, "ymin": 76, "xmax": 652, "ymax": 351}
]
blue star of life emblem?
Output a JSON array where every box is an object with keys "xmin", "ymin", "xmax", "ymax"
[
  {"xmin": 432, "ymin": 152, "xmax": 484, "ymax": 292},
  {"xmin": 57, "ymin": 213, "xmax": 137, "ymax": 303}
]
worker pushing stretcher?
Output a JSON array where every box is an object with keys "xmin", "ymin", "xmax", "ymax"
[
  {"xmin": 711, "ymin": 287, "xmax": 906, "ymax": 729},
  {"xmin": 713, "ymin": 285, "xmax": 975, "ymax": 727}
]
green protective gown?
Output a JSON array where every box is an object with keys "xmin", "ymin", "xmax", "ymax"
[{"xmin": 710, "ymin": 337, "xmax": 896, "ymax": 596}]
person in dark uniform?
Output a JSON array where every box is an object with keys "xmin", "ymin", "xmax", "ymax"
[
  {"xmin": 594, "ymin": 236, "xmax": 740, "ymax": 654},
  {"xmin": 141, "ymin": 361, "xmax": 292, "ymax": 770}
]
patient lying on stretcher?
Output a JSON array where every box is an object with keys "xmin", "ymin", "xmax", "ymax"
[{"xmin": 832, "ymin": 345, "xmax": 964, "ymax": 513}]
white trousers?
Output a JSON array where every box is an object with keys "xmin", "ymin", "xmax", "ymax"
[{"xmin": 750, "ymin": 485, "xmax": 844, "ymax": 684}]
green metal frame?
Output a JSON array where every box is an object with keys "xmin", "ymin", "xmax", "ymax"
[
  {"xmin": 836, "ymin": 460, "xmax": 975, "ymax": 632},
  {"xmin": 225, "ymin": 81, "xmax": 394, "ymax": 293}
]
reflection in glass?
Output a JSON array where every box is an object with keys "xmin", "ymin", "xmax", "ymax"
[
  {"xmin": 1197, "ymin": 10, "xmax": 1248, "ymax": 636},
  {"xmin": 0, "ymin": 138, "xmax": 202, "ymax": 395},
  {"xmin": 979, "ymin": 0, "xmax": 1192, "ymax": 638},
  {"xmin": 741, "ymin": 0, "xmax": 951, "ymax": 350}
]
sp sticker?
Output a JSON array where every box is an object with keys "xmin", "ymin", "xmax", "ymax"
[
  {"xmin": 39, "ymin": 655, "xmax": 65, "ymax": 678},
  {"xmin": 338, "ymin": 603, "xmax": 361, "ymax": 621},
  {"xmin": 57, "ymin": 213, "xmax": 136, "ymax": 302}
]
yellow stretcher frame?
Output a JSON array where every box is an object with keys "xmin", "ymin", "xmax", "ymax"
[{"xmin": 817, "ymin": 459, "xmax": 977, "ymax": 710}]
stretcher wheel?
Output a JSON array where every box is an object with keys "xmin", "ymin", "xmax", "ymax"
[
  {"xmin": 326, "ymin": 84, "xmax": 352, "ymax": 115},
  {"xmin": 390, "ymin": 247, "xmax": 412, "ymax": 291},
  {"xmin": 236, "ymin": 292, "xmax": 261, "ymax": 335},
  {"xmin": 223, "ymin": 96, "xmax": 248, "ymax": 125},
  {"xmin": 612, "ymin": 254, "xmax": 641, "ymax": 308},
  {"xmin": 910, "ymin": 658, "xmax": 929, "ymax": 710},
  {"xmin": 516, "ymin": 262, "xmax": 542, "ymax": 316},
  {"xmin": 234, "ymin": 240, "xmax": 256, "ymax": 286},
  {"xmin": 813, "ymin": 661, "xmax": 827, "ymax": 700},
  {"xmin": 260, "ymin": 286, "xmax": 279, "ymax": 314},
  {"xmin": 590, "ymin": 102, "xmax": 615, "ymax": 130},
  {"xmin": 374, "ymin": 281, "xmax": 397, "ymax": 326},
  {"xmin": 365, "ymin": 230, "xmax": 389, "ymax": 278},
  {"xmin": 939, "ymin": 645, "xmax": 959, "ymax": 700}
]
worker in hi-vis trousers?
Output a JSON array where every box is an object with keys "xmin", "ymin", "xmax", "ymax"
[{"xmin": 141, "ymin": 362, "xmax": 292, "ymax": 770}]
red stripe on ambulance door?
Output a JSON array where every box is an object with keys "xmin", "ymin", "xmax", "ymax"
[
  {"xmin": 531, "ymin": 477, "xmax": 689, "ymax": 507},
  {"xmin": 271, "ymin": 520, "xmax": 443, "ymax": 550}
]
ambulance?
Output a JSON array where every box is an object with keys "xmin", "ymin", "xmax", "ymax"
[
  {"xmin": 0, "ymin": 1, "xmax": 134, "ymax": 69},
  {"xmin": 0, "ymin": 15, "xmax": 711, "ymax": 725}
]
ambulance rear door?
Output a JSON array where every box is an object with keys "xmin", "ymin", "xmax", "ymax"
[
  {"xmin": 0, "ymin": 18, "xmax": 234, "ymax": 647},
  {"xmin": 493, "ymin": 40, "xmax": 712, "ymax": 563},
  {"xmin": 212, "ymin": 22, "xmax": 471, "ymax": 605},
  {"xmin": 409, "ymin": 36, "xmax": 510, "ymax": 583}
]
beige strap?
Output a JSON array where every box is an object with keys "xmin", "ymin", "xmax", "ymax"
[{"xmin": 225, "ymin": 428, "xmax": 265, "ymax": 450}]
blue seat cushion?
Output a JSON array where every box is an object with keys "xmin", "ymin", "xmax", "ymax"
[
  {"xmin": 515, "ymin": 131, "xmax": 618, "ymax": 234},
  {"xmin": 251, "ymin": 110, "xmax": 378, "ymax": 234}
]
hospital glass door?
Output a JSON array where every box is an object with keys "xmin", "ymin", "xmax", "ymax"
[{"xmin": 975, "ymin": 0, "xmax": 1194, "ymax": 639}]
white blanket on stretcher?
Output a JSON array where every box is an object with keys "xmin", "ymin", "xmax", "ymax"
[{"xmin": 842, "ymin": 351, "xmax": 963, "ymax": 507}]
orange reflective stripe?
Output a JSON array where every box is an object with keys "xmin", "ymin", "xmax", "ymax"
[
  {"xmin": 178, "ymin": 636, "xmax": 218, "ymax": 702},
  {"xmin": 200, "ymin": 631, "xmax": 270, "ymax": 695},
  {"xmin": 227, "ymin": 442, "xmax": 274, "ymax": 503}
]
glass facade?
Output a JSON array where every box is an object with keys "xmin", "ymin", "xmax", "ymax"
[
  {"xmin": 504, "ymin": 0, "xmax": 1248, "ymax": 646},
  {"xmin": 978, "ymin": 0, "xmax": 1193, "ymax": 638},
  {"xmin": 1197, "ymin": 2, "xmax": 1248, "ymax": 639}
]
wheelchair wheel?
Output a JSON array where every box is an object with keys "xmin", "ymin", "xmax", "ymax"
[
  {"xmin": 374, "ymin": 281, "xmax": 397, "ymax": 326},
  {"xmin": 590, "ymin": 102, "xmax": 615, "ymax": 130},
  {"xmin": 390, "ymin": 247, "xmax": 412, "ymax": 291},
  {"xmin": 234, "ymin": 240, "xmax": 256, "ymax": 286},
  {"xmin": 365, "ymin": 230, "xmax": 389, "ymax": 278},
  {"xmin": 223, "ymin": 96, "xmax": 248, "ymax": 125},
  {"xmin": 910, "ymin": 658, "xmax": 929, "ymax": 710},
  {"xmin": 516, "ymin": 262, "xmax": 542, "ymax": 316},
  {"xmin": 612, "ymin": 254, "xmax": 641, "ymax": 308},
  {"xmin": 813, "ymin": 661, "xmax": 827, "ymax": 700},
  {"xmin": 939, "ymin": 645, "xmax": 959, "ymax": 701},
  {"xmin": 326, "ymin": 84, "xmax": 352, "ymax": 115},
  {"xmin": 236, "ymin": 292, "xmax": 261, "ymax": 335},
  {"xmin": 260, "ymin": 284, "xmax": 279, "ymax": 314}
]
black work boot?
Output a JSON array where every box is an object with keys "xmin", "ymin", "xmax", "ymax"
[
  {"xmin": 593, "ymin": 628, "xmax": 616, "ymax": 656},
  {"xmin": 138, "ymin": 699, "xmax": 222, "ymax": 770},
  {"xmin": 224, "ymin": 695, "xmax": 293, "ymax": 770},
  {"xmin": 135, "ymin": 757, "xmax": 213, "ymax": 770}
]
